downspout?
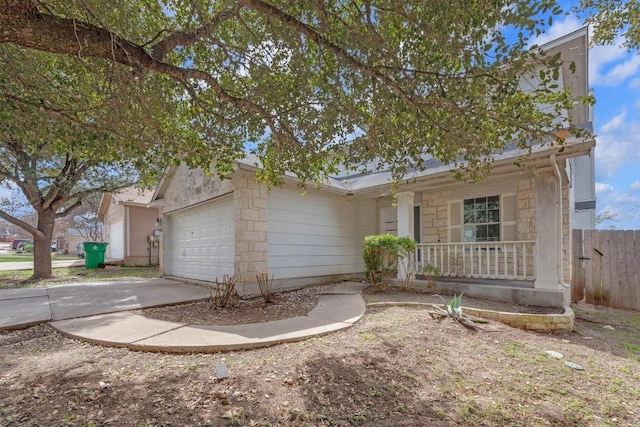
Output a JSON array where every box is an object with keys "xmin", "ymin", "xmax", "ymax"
[{"xmin": 550, "ymin": 154, "xmax": 571, "ymax": 304}]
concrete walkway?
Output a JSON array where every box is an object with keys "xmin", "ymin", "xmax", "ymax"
[
  {"xmin": 1, "ymin": 280, "xmax": 368, "ymax": 353},
  {"xmin": 0, "ymin": 278, "xmax": 212, "ymax": 330}
]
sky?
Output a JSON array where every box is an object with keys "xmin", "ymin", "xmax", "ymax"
[{"xmin": 530, "ymin": 2, "xmax": 640, "ymax": 229}]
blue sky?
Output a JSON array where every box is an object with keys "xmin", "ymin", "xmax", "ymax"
[{"xmin": 531, "ymin": 3, "xmax": 640, "ymax": 229}]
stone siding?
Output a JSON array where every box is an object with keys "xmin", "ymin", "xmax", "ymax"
[
  {"xmin": 421, "ymin": 191, "xmax": 448, "ymax": 243},
  {"xmin": 233, "ymin": 175, "xmax": 268, "ymax": 284},
  {"xmin": 162, "ymin": 163, "xmax": 233, "ymax": 213},
  {"xmin": 517, "ymin": 177, "xmax": 536, "ymax": 241}
]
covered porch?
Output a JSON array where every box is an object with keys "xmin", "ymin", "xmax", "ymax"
[{"xmin": 389, "ymin": 168, "xmax": 570, "ymax": 306}]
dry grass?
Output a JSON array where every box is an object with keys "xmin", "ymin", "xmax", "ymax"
[
  {"xmin": 0, "ymin": 265, "xmax": 161, "ymax": 289},
  {"xmin": 1, "ymin": 294, "xmax": 639, "ymax": 426}
]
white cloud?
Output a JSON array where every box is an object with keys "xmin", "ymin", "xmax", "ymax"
[
  {"xmin": 529, "ymin": 15, "xmax": 583, "ymax": 47},
  {"xmin": 596, "ymin": 188, "xmax": 640, "ymax": 229},
  {"xmin": 629, "ymin": 78, "xmax": 640, "ymax": 89},
  {"xmin": 589, "ymin": 40, "xmax": 627, "ymax": 85},
  {"xmin": 595, "ymin": 182, "xmax": 614, "ymax": 194},
  {"xmin": 630, "ymin": 181, "xmax": 640, "ymax": 191},
  {"xmin": 593, "ymin": 54, "xmax": 640, "ymax": 87},
  {"xmin": 595, "ymin": 111, "xmax": 640, "ymax": 179},
  {"xmin": 600, "ymin": 110, "xmax": 626, "ymax": 133}
]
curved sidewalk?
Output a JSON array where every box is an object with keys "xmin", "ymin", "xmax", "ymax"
[{"xmin": 51, "ymin": 282, "xmax": 368, "ymax": 353}]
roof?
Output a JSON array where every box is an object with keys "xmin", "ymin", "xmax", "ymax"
[
  {"xmin": 98, "ymin": 187, "xmax": 154, "ymax": 219},
  {"xmin": 234, "ymin": 133, "xmax": 595, "ymax": 194},
  {"xmin": 112, "ymin": 188, "xmax": 154, "ymax": 204}
]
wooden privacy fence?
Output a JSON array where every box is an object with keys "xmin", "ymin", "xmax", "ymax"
[{"xmin": 572, "ymin": 229, "xmax": 640, "ymax": 311}]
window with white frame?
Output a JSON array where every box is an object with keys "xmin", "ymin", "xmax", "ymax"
[
  {"xmin": 449, "ymin": 194, "xmax": 517, "ymax": 243},
  {"xmin": 463, "ymin": 196, "xmax": 500, "ymax": 242}
]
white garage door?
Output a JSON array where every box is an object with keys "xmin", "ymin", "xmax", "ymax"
[
  {"xmin": 166, "ymin": 199, "xmax": 234, "ymax": 281},
  {"xmin": 109, "ymin": 220, "xmax": 124, "ymax": 260}
]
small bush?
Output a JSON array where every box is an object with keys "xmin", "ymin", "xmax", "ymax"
[
  {"xmin": 256, "ymin": 273, "xmax": 274, "ymax": 303},
  {"xmin": 363, "ymin": 234, "xmax": 417, "ymax": 291},
  {"xmin": 423, "ymin": 264, "xmax": 441, "ymax": 289},
  {"xmin": 210, "ymin": 274, "xmax": 238, "ymax": 308},
  {"xmin": 397, "ymin": 237, "xmax": 417, "ymax": 290},
  {"xmin": 20, "ymin": 243, "xmax": 34, "ymax": 253}
]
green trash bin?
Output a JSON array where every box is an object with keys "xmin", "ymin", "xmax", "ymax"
[{"xmin": 83, "ymin": 242, "xmax": 108, "ymax": 269}]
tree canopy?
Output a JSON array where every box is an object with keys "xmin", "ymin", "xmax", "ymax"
[
  {"xmin": 577, "ymin": 0, "xmax": 639, "ymax": 51},
  {"xmin": 0, "ymin": 40, "xmax": 173, "ymax": 277},
  {"xmin": 1, "ymin": 0, "xmax": 589, "ymax": 188}
]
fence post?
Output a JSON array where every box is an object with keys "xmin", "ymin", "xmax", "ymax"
[{"xmin": 571, "ymin": 229, "xmax": 584, "ymax": 302}]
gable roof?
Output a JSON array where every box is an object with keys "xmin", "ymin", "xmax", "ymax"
[{"xmin": 98, "ymin": 187, "xmax": 154, "ymax": 219}]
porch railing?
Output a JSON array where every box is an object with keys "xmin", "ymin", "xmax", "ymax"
[{"xmin": 415, "ymin": 241, "xmax": 536, "ymax": 281}]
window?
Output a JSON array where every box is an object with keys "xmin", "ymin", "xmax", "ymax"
[{"xmin": 463, "ymin": 196, "xmax": 500, "ymax": 242}]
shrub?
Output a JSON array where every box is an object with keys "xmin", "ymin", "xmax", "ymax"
[
  {"xmin": 397, "ymin": 237, "xmax": 417, "ymax": 290},
  {"xmin": 210, "ymin": 274, "xmax": 238, "ymax": 308},
  {"xmin": 363, "ymin": 234, "xmax": 417, "ymax": 291},
  {"xmin": 20, "ymin": 243, "xmax": 34, "ymax": 253},
  {"xmin": 256, "ymin": 273, "xmax": 274, "ymax": 303},
  {"xmin": 423, "ymin": 264, "xmax": 441, "ymax": 289}
]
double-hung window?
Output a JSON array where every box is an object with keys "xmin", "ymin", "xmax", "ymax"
[
  {"xmin": 463, "ymin": 196, "xmax": 500, "ymax": 242},
  {"xmin": 449, "ymin": 194, "xmax": 517, "ymax": 243}
]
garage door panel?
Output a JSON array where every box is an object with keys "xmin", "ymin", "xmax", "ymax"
[{"xmin": 167, "ymin": 200, "xmax": 234, "ymax": 281}]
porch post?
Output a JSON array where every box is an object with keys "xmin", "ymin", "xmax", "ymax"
[
  {"xmin": 396, "ymin": 191, "xmax": 415, "ymax": 280},
  {"xmin": 534, "ymin": 171, "xmax": 560, "ymax": 289}
]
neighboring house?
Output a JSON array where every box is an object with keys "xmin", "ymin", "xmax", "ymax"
[
  {"xmin": 98, "ymin": 188, "xmax": 160, "ymax": 266},
  {"xmin": 59, "ymin": 228, "xmax": 87, "ymax": 256},
  {"xmin": 151, "ymin": 29, "xmax": 595, "ymax": 306}
]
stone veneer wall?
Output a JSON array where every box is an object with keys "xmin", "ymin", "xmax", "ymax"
[
  {"xmin": 421, "ymin": 191, "xmax": 448, "ymax": 243},
  {"xmin": 517, "ymin": 177, "xmax": 536, "ymax": 241},
  {"xmin": 233, "ymin": 175, "xmax": 268, "ymax": 284},
  {"xmin": 162, "ymin": 163, "xmax": 233, "ymax": 213}
]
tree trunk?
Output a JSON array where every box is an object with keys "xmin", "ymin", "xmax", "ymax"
[{"xmin": 32, "ymin": 209, "xmax": 56, "ymax": 279}]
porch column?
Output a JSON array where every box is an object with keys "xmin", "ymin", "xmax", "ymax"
[
  {"xmin": 396, "ymin": 191, "xmax": 414, "ymax": 280},
  {"xmin": 534, "ymin": 171, "xmax": 560, "ymax": 289}
]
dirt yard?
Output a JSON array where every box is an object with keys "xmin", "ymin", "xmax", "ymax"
[{"xmin": 1, "ymin": 285, "xmax": 639, "ymax": 426}]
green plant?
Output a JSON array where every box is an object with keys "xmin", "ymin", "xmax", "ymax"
[
  {"xmin": 16, "ymin": 242, "xmax": 34, "ymax": 254},
  {"xmin": 423, "ymin": 264, "xmax": 441, "ymax": 288},
  {"xmin": 211, "ymin": 274, "xmax": 238, "ymax": 308},
  {"xmin": 430, "ymin": 294, "xmax": 480, "ymax": 331},
  {"xmin": 256, "ymin": 273, "xmax": 274, "ymax": 303},
  {"xmin": 363, "ymin": 234, "xmax": 399, "ymax": 291},
  {"xmin": 397, "ymin": 236, "xmax": 417, "ymax": 291},
  {"xmin": 363, "ymin": 234, "xmax": 417, "ymax": 291}
]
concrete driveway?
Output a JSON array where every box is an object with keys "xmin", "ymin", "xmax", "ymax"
[{"xmin": 0, "ymin": 278, "xmax": 212, "ymax": 331}]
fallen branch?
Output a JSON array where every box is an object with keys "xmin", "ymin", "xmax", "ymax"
[{"xmin": 429, "ymin": 294, "xmax": 482, "ymax": 332}]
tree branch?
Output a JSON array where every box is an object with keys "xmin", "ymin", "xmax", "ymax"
[
  {"xmin": 150, "ymin": 8, "xmax": 237, "ymax": 60},
  {"xmin": 239, "ymin": 0, "xmax": 424, "ymax": 113},
  {"xmin": 0, "ymin": 1, "xmax": 298, "ymax": 148},
  {"xmin": 0, "ymin": 208, "xmax": 39, "ymax": 237},
  {"xmin": 55, "ymin": 199, "xmax": 82, "ymax": 218},
  {"xmin": 1, "ymin": 93, "xmax": 130, "ymax": 140}
]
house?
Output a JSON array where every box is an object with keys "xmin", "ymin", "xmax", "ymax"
[
  {"xmin": 58, "ymin": 228, "xmax": 87, "ymax": 256},
  {"xmin": 150, "ymin": 29, "xmax": 595, "ymax": 306},
  {"xmin": 98, "ymin": 188, "xmax": 160, "ymax": 266}
]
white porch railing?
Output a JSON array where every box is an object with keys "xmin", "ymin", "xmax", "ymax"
[{"xmin": 416, "ymin": 241, "xmax": 536, "ymax": 281}]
